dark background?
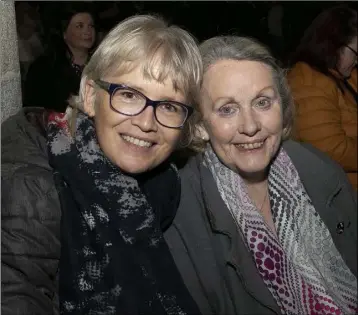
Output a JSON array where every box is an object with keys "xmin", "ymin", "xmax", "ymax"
[{"xmin": 16, "ymin": 1, "xmax": 357, "ymax": 63}]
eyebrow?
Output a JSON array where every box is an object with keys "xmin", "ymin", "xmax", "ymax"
[
  {"xmin": 213, "ymin": 86, "xmax": 276, "ymax": 104},
  {"xmin": 254, "ymin": 86, "xmax": 276, "ymax": 98},
  {"xmin": 120, "ymin": 82, "xmax": 185, "ymax": 103}
]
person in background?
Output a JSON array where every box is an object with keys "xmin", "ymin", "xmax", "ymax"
[
  {"xmin": 165, "ymin": 36, "xmax": 357, "ymax": 315},
  {"xmin": 23, "ymin": 3, "xmax": 96, "ymax": 112},
  {"xmin": 287, "ymin": 5, "xmax": 357, "ymax": 189},
  {"xmin": 16, "ymin": 2, "xmax": 44, "ymax": 83},
  {"xmin": 266, "ymin": 1, "xmax": 285, "ymax": 60},
  {"xmin": 2, "ymin": 15, "xmax": 202, "ymax": 315}
]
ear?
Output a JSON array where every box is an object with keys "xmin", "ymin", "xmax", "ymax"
[
  {"xmin": 195, "ymin": 123, "xmax": 210, "ymax": 141},
  {"xmin": 83, "ymin": 80, "xmax": 97, "ymax": 117}
]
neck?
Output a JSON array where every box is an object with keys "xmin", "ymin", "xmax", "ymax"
[
  {"xmin": 241, "ymin": 170, "xmax": 269, "ymax": 205},
  {"xmin": 244, "ymin": 178, "xmax": 269, "ymax": 212},
  {"xmin": 67, "ymin": 45, "xmax": 88, "ymax": 66}
]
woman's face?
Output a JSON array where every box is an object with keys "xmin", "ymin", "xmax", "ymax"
[
  {"xmin": 84, "ymin": 65, "xmax": 185, "ymax": 174},
  {"xmin": 338, "ymin": 36, "xmax": 357, "ymax": 78},
  {"xmin": 200, "ymin": 59, "xmax": 283, "ymax": 180},
  {"xmin": 64, "ymin": 12, "xmax": 95, "ymax": 51}
]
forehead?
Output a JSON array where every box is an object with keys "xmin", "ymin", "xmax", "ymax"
[
  {"xmin": 68, "ymin": 12, "xmax": 93, "ymax": 26},
  {"xmin": 108, "ymin": 59, "xmax": 186, "ymax": 96},
  {"xmin": 203, "ymin": 59, "xmax": 274, "ymax": 98},
  {"xmin": 106, "ymin": 64, "xmax": 186, "ymax": 101}
]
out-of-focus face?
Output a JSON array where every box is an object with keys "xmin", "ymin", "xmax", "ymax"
[
  {"xmin": 64, "ymin": 12, "xmax": 95, "ymax": 51},
  {"xmin": 200, "ymin": 59, "xmax": 283, "ymax": 181},
  {"xmin": 338, "ymin": 36, "xmax": 357, "ymax": 78},
  {"xmin": 83, "ymin": 65, "xmax": 185, "ymax": 174}
]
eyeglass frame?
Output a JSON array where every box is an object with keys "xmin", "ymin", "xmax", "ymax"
[
  {"xmin": 345, "ymin": 45, "xmax": 358, "ymax": 57},
  {"xmin": 94, "ymin": 79, "xmax": 194, "ymax": 129}
]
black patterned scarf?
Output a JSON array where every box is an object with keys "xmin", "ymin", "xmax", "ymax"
[{"xmin": 47, "ymin": 111, "xmax": 201, "ymax": 315}]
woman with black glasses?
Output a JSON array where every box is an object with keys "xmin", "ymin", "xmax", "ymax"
[
  {"xmin": 287, "ymin": 5, "xmax": 358, "ymax": 189},
  {"xmin": 1, "ymin": 15, "xmax": 202, "ymax": 315}
]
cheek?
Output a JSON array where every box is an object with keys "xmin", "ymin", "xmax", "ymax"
[
  {"xmin": 162, "ymin": 128, "xmax": 181, "ymax": 149},
  {"xmin": 208, "ymin": 119, "xmax": 236, "ymax": 143},
  {"xmin": 66, "ymin": 31, "xmax": 77, "ymax": 43},
  {"xmin": 94, "ymin": 110, "xmax": 116, "ymax": 135}
]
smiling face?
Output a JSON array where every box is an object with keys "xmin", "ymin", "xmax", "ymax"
[
  {"xmin": 200, "ymin": 59, "xmax": 283, "ymax": 181},
  {"xmin": 83, "ymin": 65, "xmax": 185, "ymax": 174},
  {"xmin": 64, "ymin": 12, "xmax": 95, "ymax": 51}
]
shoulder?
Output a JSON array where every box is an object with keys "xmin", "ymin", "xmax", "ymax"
[
  {"xmin": 28, "ymin": 54, "xmax": 51, "ymax": 71},
  {"xmin": 2, "ymin": 109, "xmax": 50, "ymax": 172},
  {"xmin": 288, "ymin": 62, "xmax": 338, "ymax": 97},
  {"xmin": 283, "ymin": 140, "xmax": 356, "ymax": 196},
  {"xmin": 179, "ymin": 154, "xmax": 203, "ymax": 183},
  {"xmin": 2, "ymin": 164, "xmax": 59, "ymax": 221},
  {"xmin": 283, "ymin": 140, "xmax": 338, "ymax": 171}
]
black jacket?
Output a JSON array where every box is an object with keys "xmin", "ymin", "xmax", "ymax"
[{"xmin": 23, "ymin": 53, "xmax": 81, "ymax": 112}]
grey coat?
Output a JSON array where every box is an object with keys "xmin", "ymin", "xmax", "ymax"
[
  {"xmin": 2, "ymin": 109, "xmax": 60, "ymax": 315},
  {"xmin": 165, "ymin": 140, "xmax": 357, "ymax": 315}
]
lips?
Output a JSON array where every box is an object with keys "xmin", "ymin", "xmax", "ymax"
[
  {"xmin": 121, "ymin": 134, "xmax": 154, "ymax": 148},
  {"xmin": 236, "ymin": 139, "xmax": 266, "ymax": 150},
  {"xmin": 237, "ymin": 142, "xmax": 264, "ymax": 149}
]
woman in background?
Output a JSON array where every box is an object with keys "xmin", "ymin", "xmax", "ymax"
[
  {"xmin": 287, "ymin": 5, "xmax": 357, "ymax": 189},
  {"xmin": 23, "ymin": 3, "xmax": 96, "ymax": 112}
]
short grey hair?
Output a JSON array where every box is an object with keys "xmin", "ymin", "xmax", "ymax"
[
  {"xmin": 191, "ymin": 36, "xmax": 294, "ymax": 151},
  {"xmin": 68, "ymin": 14, "xmax": 203, "ymax": 147}
]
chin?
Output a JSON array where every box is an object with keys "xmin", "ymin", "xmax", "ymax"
[
  {"xmin": 119, "ymin": 164, "xmax": 151, "ymax": 175},
  {"xmin": 238, "ymin": 166, "xmax": 269, "ymax": 181},
  {"xmin": 115, "ymin": 159, "xmax": 156, "ymax": 175}
]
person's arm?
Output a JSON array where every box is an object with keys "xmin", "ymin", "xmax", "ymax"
[
  {"xmin": 293, "ymin": 84, "xmax": 357, "ymax": 172},
  {"xmin": 1, "ymin": 169, "xmax": 61, "ymax": 315}
]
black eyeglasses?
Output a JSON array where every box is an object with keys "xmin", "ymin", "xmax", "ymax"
[
  {"xmin": 346, "ymin": 45, "xmax": 358, "ymax": 57},
  {"xmin": 95, "ymin": 80, "xmax": 193, "ymax": 129}
]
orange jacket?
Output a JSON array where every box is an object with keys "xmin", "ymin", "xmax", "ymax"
[{"xmin": 288, "ymin": 62, "xmax": 357, "ymax": 189}]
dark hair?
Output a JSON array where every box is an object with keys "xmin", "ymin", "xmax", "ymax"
[
  {"xmin": 59, "ymin": 2, "xmax": 96, "ymax": 34},
  {"xmin": 45, "ymin": 2, "xmax": 96, "ymax": 64},
  {"xmin": 288, "ymin": 5, "xmax": 357, "ymax": 90}
]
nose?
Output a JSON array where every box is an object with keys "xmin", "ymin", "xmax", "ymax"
[
  {"xmin": 84, "ymin": 26, "xmax": 92, "ymax": 35},
  {"xmin": 238, "ymin": 109, "xmax": 261, "ymax": 136},
  {"xmin": 131, "ymin": 106, "xmax": 158, "ymax": 132}
]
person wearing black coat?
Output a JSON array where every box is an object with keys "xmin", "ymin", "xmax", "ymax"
[{"xmin": 23, "ymin": 3, "xmax": 96, "ymax": 112}]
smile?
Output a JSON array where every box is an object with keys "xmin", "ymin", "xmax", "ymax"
[
  {"xmin": 121, "ymin": 135, "xmax": 153, "ymax": 148},
  {"xmin": 236, "ymin": 141, "xmax": 264, "ymax": 150}
]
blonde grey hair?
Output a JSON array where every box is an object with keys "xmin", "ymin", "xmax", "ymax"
[
  {"xmin": 68, "ymin": 14, "xmax": 202, "ymax": 147},
  {"xmin": 192, "ymin": 36, "xmax": 294, "ymax": 151}
]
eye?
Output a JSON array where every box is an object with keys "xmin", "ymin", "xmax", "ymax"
[
  {"xmin": 116, "ymin": 89, "xmax": 139, "ymax": 102},
  {"xmin": 158, "ymin": 102, "xmax": 179, "ymax": 113},
  {"xmin": 218, "ymin": 104, "xmax": 237, "ymax": 116},
  {"xmin": 255, "ymin": 98, "xmax": 272, "ymax": 109},
  {"xmin": 76, "ymin": 23, "xmax": 84, "ymax": 29}
]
